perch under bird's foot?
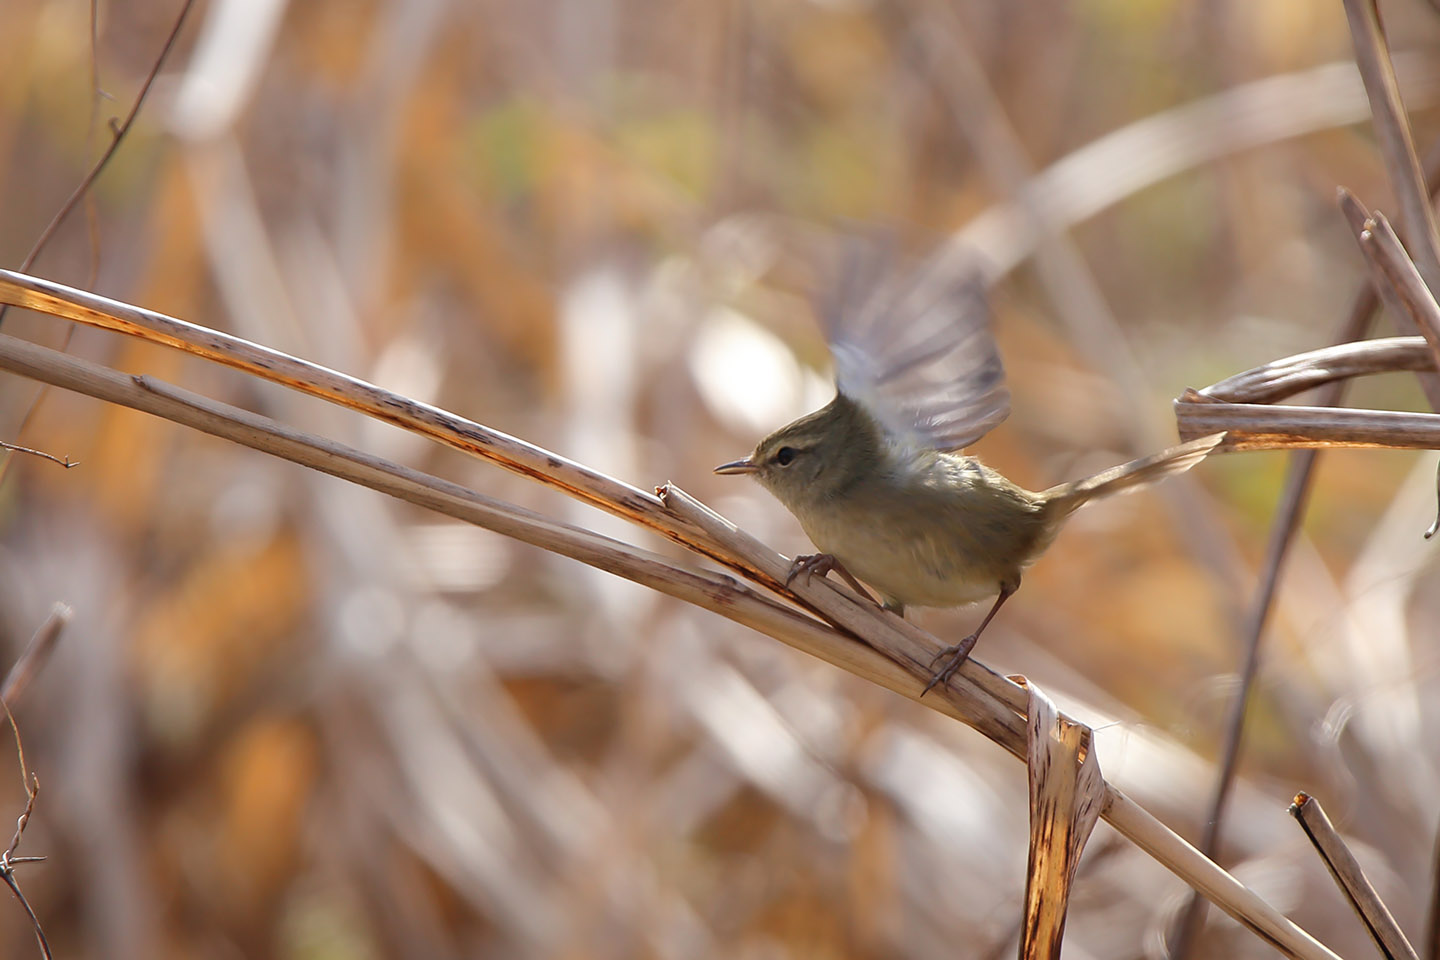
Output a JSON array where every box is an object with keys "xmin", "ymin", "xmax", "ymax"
[{"xmin": 921, "ymin": 633, "xmax": 980, "ymax": 698}]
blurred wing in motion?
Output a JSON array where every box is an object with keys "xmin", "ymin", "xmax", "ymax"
[{"xmin": 822, "ymin": 241, "xmax": 1009, "ymax": 452}]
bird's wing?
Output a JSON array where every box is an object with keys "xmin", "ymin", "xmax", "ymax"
[{"xmin": 821, "ymin": 241, "xmax": 1009, "ymax": 453}]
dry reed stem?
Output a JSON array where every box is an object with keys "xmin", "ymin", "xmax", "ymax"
[
  {"xmin": 1338, "ymin": 194, "xmax": 1440, "ymax": 381},
  {"xmin": 1338, "ymin": 194, "xmax": 1430, "ymax": 368},
  {"xmin": 0, "ymin": 323, "xmax": 1347, "ymax": 960},
  {"xmin": 1201, "ymin": 336, "xmax": 1432, "ymax": 404},
  {"xmin": 1340, "ymin": 0, "xmax": 1440, "ymax": 295},
  {"xmin": 1018, "ymin": 679, "xmax": 1104, "ymax": 960},
  {"xmin": 0, "ymin": 270, "xmax": 718, "ymax": 561},
  {"xmin": 1361, "ymin": 213, "xmax": 1440, "ymax": 361},
  {"xmin": 1177, "ymin": 393, "xmax": 1440, "ymax": 451},
  {"xmin": 1290, "ymin": 793, "xmax": 1418, "ymax": 960}
]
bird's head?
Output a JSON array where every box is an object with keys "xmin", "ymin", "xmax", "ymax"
[{"xmin": 714, "ymin": 395, "xmax": 884, "ymax": 511}]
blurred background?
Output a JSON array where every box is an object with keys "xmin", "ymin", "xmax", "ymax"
[{"xmin": 2, "ymin": 0, "xmax": 1440, "ymax": 957}]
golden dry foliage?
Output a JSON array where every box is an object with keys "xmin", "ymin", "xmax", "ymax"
[{"xmin": 2, "ymin": 1, "xmax": 1440, "ymax": 958}]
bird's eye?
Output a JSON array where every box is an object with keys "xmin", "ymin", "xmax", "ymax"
[{"xmin": 774, "ymin": 446, "xmax": 797, "ymax": 466}]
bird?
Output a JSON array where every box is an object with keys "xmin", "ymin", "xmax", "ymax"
[{"xmin": 713, "ymin": 242, "xmax": 1223, "ymax": 694}]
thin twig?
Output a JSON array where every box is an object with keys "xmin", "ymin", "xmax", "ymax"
[
  {"xmin": 0, "ymin": 330, "xmax": 1348, "ymax": 960},
  {"xmin": 0, "ymin": 695, "xmax": 49, "ymax": 959},
  {"xmin": 5, "ymin": 0, "xmax": 197, "ymax": 279},
  {"xmin": 1291, "ymin": 793, "xmax": 1418, "ymax": 960},
  {"xmin": 3, "ymin": 702, "xmax": 37, "ymax": 864},
  {"xmin": 1174, "ymin": 333, "xmax": 1440, "ymax": 450},
  {"xmin": 0, "ymin": 443, "xmax": 77, "ymax": 470},
  {"xmin": 657, "ymin": 483, "xmax": 1335, "ymax": 960},
  {"xmin": 83, "ymin": 0, "xmax": 104, "ymax": 289}
]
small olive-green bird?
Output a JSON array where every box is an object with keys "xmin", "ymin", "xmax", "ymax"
[{"xmin": 714, "ymin": 247, "xmax": 1223, "ymax": 693}]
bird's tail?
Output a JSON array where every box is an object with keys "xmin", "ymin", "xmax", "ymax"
[{"xmin": 1040, "ymin": 432, "xmax": 1226, "ymax": 519}]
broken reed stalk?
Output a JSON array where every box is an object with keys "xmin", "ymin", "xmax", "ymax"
[
  {"xmin": 1290, "ymin": 793, "xmax": 1419, "ymax": 960},
  {"xmin": 1017, "ymin": 679, "xmax": 1105, "ymax": 960},
  {"xmin": 1340, "ymin": 0, "xmax": 1440, "ymax": 297},
  {"xmin": 0, "ymin": 280, "xmax": 1347, "ymax": 960},
  {"xmin": 1339, "ymin": 193, "xmax": 1440, "ymax": 374}
]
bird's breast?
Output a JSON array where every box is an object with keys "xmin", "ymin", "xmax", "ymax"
[{"xmin": 791, "ymin": 463, "xmax": 1050, "ymax": 609}]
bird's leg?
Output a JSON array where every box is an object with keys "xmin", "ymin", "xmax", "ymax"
[
  {"xmin": 921, "ymin": 579, "xmax": 1019, "ymax": 697},
  {"xmin": 786, "ymin": 553, "xmax": 878, "ymax": 604}
]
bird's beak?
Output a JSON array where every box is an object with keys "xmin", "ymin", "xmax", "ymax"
[{"xmin": 714, "ymin": 457, "xmax": 758, "ymax": 475}]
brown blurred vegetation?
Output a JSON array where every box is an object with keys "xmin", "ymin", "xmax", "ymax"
[{"xmin": 3, "ymin": 1, "xmax": 1440, "ymax": 958}]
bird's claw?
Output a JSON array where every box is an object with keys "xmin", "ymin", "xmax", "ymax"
[
  {"xmin": 921, "ymin": 633, "xmax": 980, "ymax": 697},
  {"xmin": 786, "ymin": 553, "xmax": 836, "ymax": 587}
]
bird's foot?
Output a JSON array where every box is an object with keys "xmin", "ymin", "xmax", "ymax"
[
  {"xmin": 786, "ymin": 553, "xmax": 838, "ymax": 586},
  {"xmin": 921, "ymin": 633, "xmax": 980, "ymax": 698},
  {"xmin": 785, "ymin": 554, "xmax": 879, "ymax": 604}
]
